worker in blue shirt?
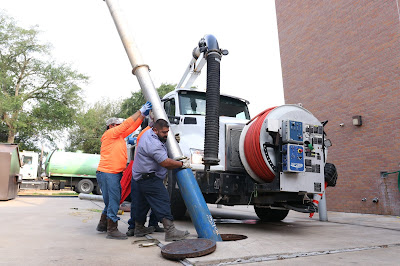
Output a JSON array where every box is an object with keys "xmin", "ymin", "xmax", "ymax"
[{"xmin": 129, "ymin": 118, "xmax": 191, "ymax": 241}]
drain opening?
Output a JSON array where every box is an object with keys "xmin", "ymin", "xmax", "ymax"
[{"xmin": 220, "ymin": 234, "xmax": 247, "ymax": 241}]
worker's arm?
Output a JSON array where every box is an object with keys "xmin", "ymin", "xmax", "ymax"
[
  {"xmin": 122, "ymin": 112, "xmax": 144, "ymax": 138},
  {"xmin": 159, "ymin": 158, "xmax": 183, "ymax": 170},
  {"xmin": 110, "ymin": 102, "xmax": 151, "ymax": 139},
  {"xmin": 130, "ymin": 110, "xmax": 143, "ymax": 122},
  {"xmin": 107, "ymin": 117, "xmax": 136, "ymax": 139}
]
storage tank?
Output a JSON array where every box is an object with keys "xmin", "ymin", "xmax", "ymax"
[{"xmin": 45, "ymin": 151, "xmax": 100, "ymax": 178}]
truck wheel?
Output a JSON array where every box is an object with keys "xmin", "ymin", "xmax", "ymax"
[
  {"xmin": 76, "ymin": 179, "xmax": 94, "ymax": 194},
  {"xmin": 94, "ymin": 185, "xmax": 102, "ymax": 195},
  {"xmin": 53, "ymin": 183, "xmax": 60, "ymax": 190},
  {"xmin": 170, "ymin": 190, "xmax": 187, "ymax": 220},
  {"xmin": 167, "ymin": 170, "xmax": 187, "ymax": 220},
  {"xmin": 254, "ymin": 206, "xmax": 289, "ymax": 222}
]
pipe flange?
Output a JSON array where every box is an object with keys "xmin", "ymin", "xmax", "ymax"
[{"xmin": 132, "ymin": 64, "xmax": 150, "ymax": 75}]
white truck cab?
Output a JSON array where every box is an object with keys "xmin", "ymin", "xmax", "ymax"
[
  {"xmin": 162, "ymin": 88, "xmax": 250, "ymax": 172},
  {"xmin": 19, "ymin": 151, "xmax": 39, "ymax": 180}
]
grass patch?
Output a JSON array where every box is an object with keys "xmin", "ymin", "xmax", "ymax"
[
  {"xmin": 87, "ymin": 209, "xmax": 102, "ymax": 213},
  {"xmin": 52, "ymin": 192, "xmax": 78, "ymax": 196}
]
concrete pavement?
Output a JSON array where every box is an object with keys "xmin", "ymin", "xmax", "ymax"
[{"xmin": 0, "ymin": 196, "xmax": 399, "ymax": 265}]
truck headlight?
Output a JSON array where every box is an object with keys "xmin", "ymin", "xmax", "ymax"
[{"xmin": 190, "ymin": 149, "xmax": 204, "ymax": 164}]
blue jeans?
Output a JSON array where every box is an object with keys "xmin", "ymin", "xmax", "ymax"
[
  {"xmin": 128, "ymin": 178, "xmax": 159, "ymax": 229},
  {"xmin": 131, "ymin": 176, "xmax": 174, "ymax": 224},
  {"xmin": 96, "ymin": 171, "xmax": 122, "ymax": 222}
]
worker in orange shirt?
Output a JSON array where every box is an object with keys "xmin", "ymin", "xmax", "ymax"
[{"xmin": 96, "ymin": 102, "xmax": 152, "ymax": 240}]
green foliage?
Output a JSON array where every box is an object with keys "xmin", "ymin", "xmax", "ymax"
[
  {"xmin": 67, "ymin": 84, "xmax": 175, "ymax": 154},
  {"xmin": 0, "ymin": 11, "xmax": 88, "ymax": 148},
  {"xmin": 117, "ymin": 83, "xmax": 175, "ymax": 118},
  {"xmin": 66, "ymin": 99, "xmax": 121, "ymax": 154}
]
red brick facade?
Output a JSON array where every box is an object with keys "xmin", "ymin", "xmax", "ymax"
[{"xmin": 275, "ymin": 1, "xmax": 400, "ymax": 215}]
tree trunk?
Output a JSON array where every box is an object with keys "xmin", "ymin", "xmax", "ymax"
[{"xmin": 7, "ymin": 128, "xmax": 16, "ymax": 143}]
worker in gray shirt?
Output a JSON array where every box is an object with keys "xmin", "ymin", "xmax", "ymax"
[{"xmin": 130, "ymin": 118, "xmax": 190, "ymax": 241}]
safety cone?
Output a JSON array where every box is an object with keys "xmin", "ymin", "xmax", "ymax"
[{"xmin": 309, "ymin": 182, "xmax": 328, "ymax": 218}]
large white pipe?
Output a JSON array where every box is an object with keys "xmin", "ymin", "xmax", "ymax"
[
  {"xmin": 78, "ymin": 193, "xmax": 104, "ymax": 202},
  {"xmin": 104, "ymin": 0, "xmax": 184, "ymax": 160}
]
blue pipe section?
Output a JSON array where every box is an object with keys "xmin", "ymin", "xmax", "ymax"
[{"xmin": 175, "ymin": 168, "xmax": 222, "ymax": 242}]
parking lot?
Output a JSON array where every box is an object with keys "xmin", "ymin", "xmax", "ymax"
[{"xmin": 0, "ymin": 195, "xmax": 399, "ymax": 265}]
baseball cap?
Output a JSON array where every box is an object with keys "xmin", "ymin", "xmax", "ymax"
[{"xmin": 106, "ymin": 117, "xmax": 124, "ymax": 126}]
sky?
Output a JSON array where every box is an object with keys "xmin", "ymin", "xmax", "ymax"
[{"xmin": 1, "ymin": 0, "xmax": 284, "ymax": 117}]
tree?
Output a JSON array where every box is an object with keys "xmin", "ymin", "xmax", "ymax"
[
  {"xmin": 117, "ymin": 83, "xmax": 175, "ymax": 118},
  {"xmin": 66, "ymin": 99, "xmax": 121, "ymax": 154},
  {"xmin": 0, "ymin": 12, "xmax": 88, "ymax": 147},
  {"xmin": 67, "ymin": 83, "xmax": 176, "ymax": 154}
]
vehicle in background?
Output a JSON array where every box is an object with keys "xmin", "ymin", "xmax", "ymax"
[
  {"xmin": 20, "ymin": 151, "xmax": 39, "ymax": 180},
  {"xmin": 44, "ymin": 150, "xmax": 101, "ymax": 194}
]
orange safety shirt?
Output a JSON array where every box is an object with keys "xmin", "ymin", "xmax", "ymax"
[
  {"xmin": 97, "ymin": 116, "xmax": 143, "ymax": 174},
  {"xmin": 136, "ymin": 126, "xmax": 150, "ymax": 144}
]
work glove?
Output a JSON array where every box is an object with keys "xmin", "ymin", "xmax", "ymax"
[
  {"xmin": 180, "ymin": 158, "xmax": 191, "ymax": 169},
  {"xmin": 140, "ymin": 101, "xmax": 152, "ymax": 116}
]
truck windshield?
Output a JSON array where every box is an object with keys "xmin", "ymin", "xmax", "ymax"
[{"xmin": 179, "ymin": 91, "xmax": 250, "ymax": 119}]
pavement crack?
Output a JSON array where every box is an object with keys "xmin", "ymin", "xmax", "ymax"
[{"xmin": 326, "ymin": 220, "xmax": 400, "ymax": 232}]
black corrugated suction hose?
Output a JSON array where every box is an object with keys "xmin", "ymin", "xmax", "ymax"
[{"xmin": 203, "ymin": 52, "xmax": 221, "ymax": 166}]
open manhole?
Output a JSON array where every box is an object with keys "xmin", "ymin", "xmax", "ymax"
[{"xmin": 220, "ymin": 234, "xmax": 248, "ymax": 241}]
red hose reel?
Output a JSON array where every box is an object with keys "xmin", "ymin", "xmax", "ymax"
[{"xmin": 243, "ymin": 107, "xmax": 277, "ymax": 183}]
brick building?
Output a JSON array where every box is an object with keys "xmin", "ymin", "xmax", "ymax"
[{"xmin": 275, "ymin": 1, "xmax": 400, "ymax": 215}]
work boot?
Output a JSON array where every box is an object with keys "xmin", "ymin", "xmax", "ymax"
[
  {"xmin": 126, "ymin": 229, "xmax": 135, "ymax": 237},
  {"xmin": 153, "ymin": 224, "xmax": 165, "ymax": 232},
  {"xmin": 134, "ymin": 222, "xmax": 155, "ymax": 237},
  {"xmin": 106, "ymin": 219, "xmax": 128, "ymax": 240},
  {"xmin": 96, "ymin": 213, "xmax": 107, "ymax": 232},
  {"xmin": 162, "ymin": 218, "xmax": 189, "ymax": 242}
]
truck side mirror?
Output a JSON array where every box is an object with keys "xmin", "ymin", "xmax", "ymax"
[{"xmin": 168, "ymin": 116, "xmax": 180, "ymax": 125}]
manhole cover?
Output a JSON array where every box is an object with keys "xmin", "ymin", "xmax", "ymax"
[
  {"xmin": 161, "ymin": 239, "xmax": 216, "ymax": 260},
  {"xmin": 220, "ymin": 234, "xmax": 248, "ymax": 241}
]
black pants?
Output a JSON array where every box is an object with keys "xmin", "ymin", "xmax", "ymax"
[{"xmin": 132, "ymin": 176, "xmax": 174, "ymax": 224}]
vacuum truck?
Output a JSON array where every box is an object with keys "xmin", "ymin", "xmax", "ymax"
[
  {"xmin": 155, "ymin": 35, "xmax": 338, "ymax": 221},
  {"xmin": 44, "ymin": 150, "xmax": 101, "ymax": 194}
]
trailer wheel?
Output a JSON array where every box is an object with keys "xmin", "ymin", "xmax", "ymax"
[
  {"xmin": 76, "ymin": 179, "xmax": 94, "ymax": 194},
  {"xmin": 254, "ymin": 206, "xmax": 289, "ymax": 222}
]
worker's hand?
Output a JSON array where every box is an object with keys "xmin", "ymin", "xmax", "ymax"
[
  {"xmin": 140, "ymin": 101, "xmax": 152, "ymax": 116},
  {"xmin": 180, "ymin": 158, "xmax": 191, "ymax": 169}
]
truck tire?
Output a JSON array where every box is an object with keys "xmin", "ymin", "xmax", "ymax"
[
  {"xmin": 170, "ymin": 190, "xmax": 187, "ymax": 220},
  {"xmin": 324, "ymin": 163, "xmax": 338, "ymax": 187},
  {"xmin": 76, "ymin": 179, "xmax": 94, "ymax": 194},
  {"xmin": 53, "ymin": 183, "xmax": 60, "ymax": 190},
  {"xmin": 167, "ymin": 170, "xmax": 187, "ymax": 220},
  {"xmin": 93, "ymin": 185, "xmax": 102, "ymax": 195},
  {"xmin": 254, "ymin": 206, "xmax": 289, "ymax": 222}
]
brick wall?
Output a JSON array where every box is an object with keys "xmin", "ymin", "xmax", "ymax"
[{"xmin": 275, "ymin": 0, "xmax": 400, "ymax": 215}]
